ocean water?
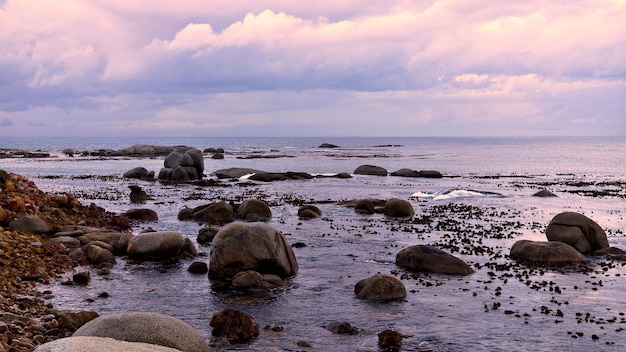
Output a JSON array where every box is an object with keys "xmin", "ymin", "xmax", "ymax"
[{"xmin": 1, "ymin": 136, "xmax": 625, "ymax": 351}]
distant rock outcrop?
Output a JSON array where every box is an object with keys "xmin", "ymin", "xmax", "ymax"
[{"xmin": 158, "ymin": 148, "xmax": 204, "ymax": 182}]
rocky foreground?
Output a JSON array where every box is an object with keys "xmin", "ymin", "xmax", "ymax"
[{"xmin": 0, "ymin": 170, "xmax": 128, "ymax": 352}]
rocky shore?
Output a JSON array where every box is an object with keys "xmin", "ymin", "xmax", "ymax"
[{"xmin": 0, "ymin": 170, "xmax": 127, "ymax": 352}]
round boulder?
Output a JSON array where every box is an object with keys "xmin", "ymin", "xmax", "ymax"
[
  {"xmin": 396, "ymin": 245, "xmax": 474, "ymax": 275},
  {"xmin": 236, "ymin": 199, "xmax": 272, "ymax": 221},
  {"xmin": 354, "ymin": 273, "xmax": 407, "ymax": 302},
  {"xmin": 125, "ymin": 208, "xmax": 158, "ymax": 221},
  {"xmin": 383, "ymin": 198, "xmax": 415, "ymax": 217},
  {"xmin": 208, "ymin": 222, "xmax": 298, "ymax": 280},
  {"xmin": 73, "ymin": 312, "xmax": 209, "ymax": 352},
  {"xmin": 546, "ymin": 212, "xmax": 608, "ymax": 253},
  {"xmin": 510, "ymin": 240, "xmax": 587, "ymax": 263},
  {"xmin": 191, "ymin": 201, "xmax": 234, "ymax": 223},
  {"xmin": 354, "ymin": 165, "xmax": 388, "ymax": 176},
  {"xmin": 298, "ymin": 205, "xmax": 322, "ymax": 220}
]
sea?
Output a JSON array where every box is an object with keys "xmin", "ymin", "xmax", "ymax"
[{"xmin": 1, "ymin": 136, "xmax": 625, "ymax": 351}]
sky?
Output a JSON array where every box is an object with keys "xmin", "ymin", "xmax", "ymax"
[{"xmin": 0, "ymin": 0, "xmax": 625, "ymax": 137}]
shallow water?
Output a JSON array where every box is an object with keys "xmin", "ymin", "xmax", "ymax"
[{"xmin": 1, "ymin": 137, "xmax": 625, "ymax": 351}]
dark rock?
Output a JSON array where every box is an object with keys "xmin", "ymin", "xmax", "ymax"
[
  {"xmin": 533, "ymin": 189, "xmax": 557, "ymax": 197},
  {"xmin": 324, "ymin": 322, "xmax": 360, "ymax": 335},
  {"xmin": 213, "ymin": 168, "xmax": 263, "ymax": 179},
  {"xmin": 510, "ymin": 240, "xmax": 587, "ymax": 262},
  {"xmin": 236, "ymin": 199, "xmax": 272, "ymax": 221},
  {"xmin": 354, "ymin": 273, "xmax": 407, "ymax": 302},
  {"xmin": 187, "ymin": 261, "xmax": 208, "ymax": 274},
  {"xmin": 354, "ymin": 165, "xmax": 388, "ymax": 176},
  {"xmin": 178, "ymin": 207, "xmax": 194, "ymax": 221},
  {"xmin": 318, "ymin": 143, "xmax": 340, "ymax": 148},
  {"xmin": 212, "ymin": 153, "xmax": 224, "ymax": 159},
  {"xmin": 124, "ymin": 208, "xmax": 158, "ymax": 221},
  {"xmin": 378, "ymin": 330, "xmax": 405, "ymax": 350},
  {"xmin": 72, "ymin": 271, "xmax": 91, "ymax": 285},
  {"xmin": 55, "ymin": 310, "xmax": 99, "ymax": 332},
  {"xmin": 129, "ymin": 185, "xmax": 153, "ymax": 203},
  {"xmin": 123, "ymin": 167, "xmax": 154, "ymax": 180},
  {"xmin": 197, "ymin": 226, "xmax": 219, "ymax": 245},
  {"xmin": 191, "ymin": 201, "xmax": 234, "ymax": 223},
  {"xmin": 396, "ymin": 245, "xmax": 474, "ymax": 275},
  {"xmin": 383, "ymin": 198, "xmax": 415, "ymax": 217},
  {"xmin": 545, "ymin": 212, "xmax": 608, "ymax": 253},
  {"xmin": 298, "ymin": 205, "xmax": 322, "ymax": 219},
  {"xmin": 210, "ymin": 309, "xmax": 259, "ymax": 342}
]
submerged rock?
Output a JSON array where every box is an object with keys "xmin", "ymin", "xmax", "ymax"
[
  {"xmin": 354, "ymin": 273, "xmax": 407, "ymax": 302},
  {"xmin": 510, "ymin": 240, "xmax": 587, "ymax": 262},
  {"xmin": 210, "ymin": 309, "xmax": 259, "ymax": 342},
  {"xmin": 396, "ymin": 245, "xmax": 474, "ymax": 275}
]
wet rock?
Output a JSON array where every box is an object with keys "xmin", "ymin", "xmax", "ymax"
[
  {"xmin": 34, "ymin": 336, "xmax": 184, "ymax": 352},
  {"xmin": 187, "ymin": 261, "xmax": 208, "ymax": 274},
  {"xmin": 72, "ymin": 271, "xmax": 91, "ymax": 285},
  {"xmin": 85, "ymin": 244, "xmax": 115, "ymax": 265},
  {"xmin": 354, "ymin": 165, "xmax": 388, "ymax": 176},
  {"xmin": 83, "ymin": 231, "xmax": 125, "ymax": 254},
  {"xmin": 55, "ymin": 310, "xmax": 99, "ymax": 331},
  {"xmin": 158, "ymin": 148, "xmax": 204, "ymax": 182},
  {"xmin": 9, "ymin": 215, "xmax": 50, "ymax": 234},
  {"xmin": 73, "ymin": 312, "xmax": 209, "ymax": 352},
  {"xmin": 298, "ymin": 205, "xmax": 322, "ymax": 219},
  {"xmin": 190, "ymin": 201, "xmax": 234, "ymax": 223},
  {"xmin": 248, "ymin": 171, "xmax": 313, "ymax": 182},
  {"xmin": 324, "ymin": 321, "xmax": 360, "ymax": 335},
  {"xmin": 510, "ymin": 240, "xmax": 587, "ymax": 262},
  {"xmin": 236, "ymin": 199, "xmax": 272, "ymax": 221},
  {"xmin": 127, "ymin": 231, "xmax": 189, "ymax": 260},
  {"xmin": 123, "ymin": 167, "xmax": 154, "ymax": 181},
  {"xmin": 318, "ymin": 143, "xmax": 339, "ymax": 148},
  {"xmin": 354, "ymin": 273, "xmax": 407, "ymax": 302},
  {"xmin": 129, "ymin": 185, "xmax": 154, "ymax": 203},
  {"xmin": 209, "ymin": 222, "xmax": 298, "ymax": 280},
  {"xmin": 594, "ymin": 247, "xmax": 626, "ymax": 260},
  {"xmin": 210, "ymin": 309, "xmax": 259, "ymax": 342},
  {"xmin": 383, "ymin": 198, "xmax": 415, "ymax": 218},
  {"xmin": 211, "ymin": 152, "xmax": 224, "ymax": 159},
  {"xmin": 378, "ymin": 329, "xmax": 409, "ymax": 351},
  {"xmin": 213, "ymin": 167, "xmax": 263, "ymax": 179},
  {"xmin": 533, "ymin": 189, "xmax": 557, "ymax": 197},
  {"xmin": 396, "ymin": 245, "xmax": 474, "ymax": 275},
  {"xmin": 125, "ymin": 208, "xmax": 158, "ymax": 221},
  {"xmin": 390, "ymin": 169, "xmax": 443, "ymax": 178},
  {"xmin": 353, "ymin": 198, "xmax": 386, "ymax": 215},
  {"xmin": 232, "ymin": 270, "xmax": 285, "ymax": 291},
  {"xmin": 546, "ymin": 212, "xmax": 609, "ymax": 253},
  {"xmin": 197, "ymin": 226, "xmax": 219, "ymax": 245}
]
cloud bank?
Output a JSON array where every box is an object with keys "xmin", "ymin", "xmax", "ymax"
[{"xmin": 0, "ymin": 0, "xmax": 624, "ymax": 137}]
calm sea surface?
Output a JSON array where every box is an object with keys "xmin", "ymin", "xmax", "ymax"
[{"xmin": 1, "ymin": 136, "xmax": 625, "ymax": 351}]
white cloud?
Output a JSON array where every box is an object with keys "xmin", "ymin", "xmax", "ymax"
[{"xmin": 0, "ymin": 0, "xmax": 624, "ymax": 137}]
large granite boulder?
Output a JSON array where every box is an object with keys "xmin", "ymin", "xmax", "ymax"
[
  {"xmin": 546, "ymin": 212, "xmax": 609, "ymax": 253},
  {"xmin": 383, "ymin": 198, "xmax": 415, "ymax": 217},
  {"xmin": 158, "ymin": 148, "xmax": 204, "ymax": 182},
  {"xmin": 396, "ymin": 245, "xmax": 474, "ymax": 275},
  {"xmin": 510, "ymin": 240, "xmax": 587, "ymax": 262},
  {"xmin": 354, "ymin": 273, "xmax": 407, "ymax": 302},
  {"xmin": 72, "ymin": 312, "xmax": 209, "ymax": 352},
  {"xmin": 126, "ymin": 231, "xmax": 191, "ymax": 260},
  {"xmin": 236, "ymin": 199, "xmax": 272, "ymax": 221},
  {"xmin": 209, "ymin": 222, "xmax": 298, "ymax": 280},
  {"xmin": 34, "ymin": 336, "xmax": 183, "ymax": 352},
  {"xmin": 354, "ymin": 165, "xmax": 388, "ymax": 176}
]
